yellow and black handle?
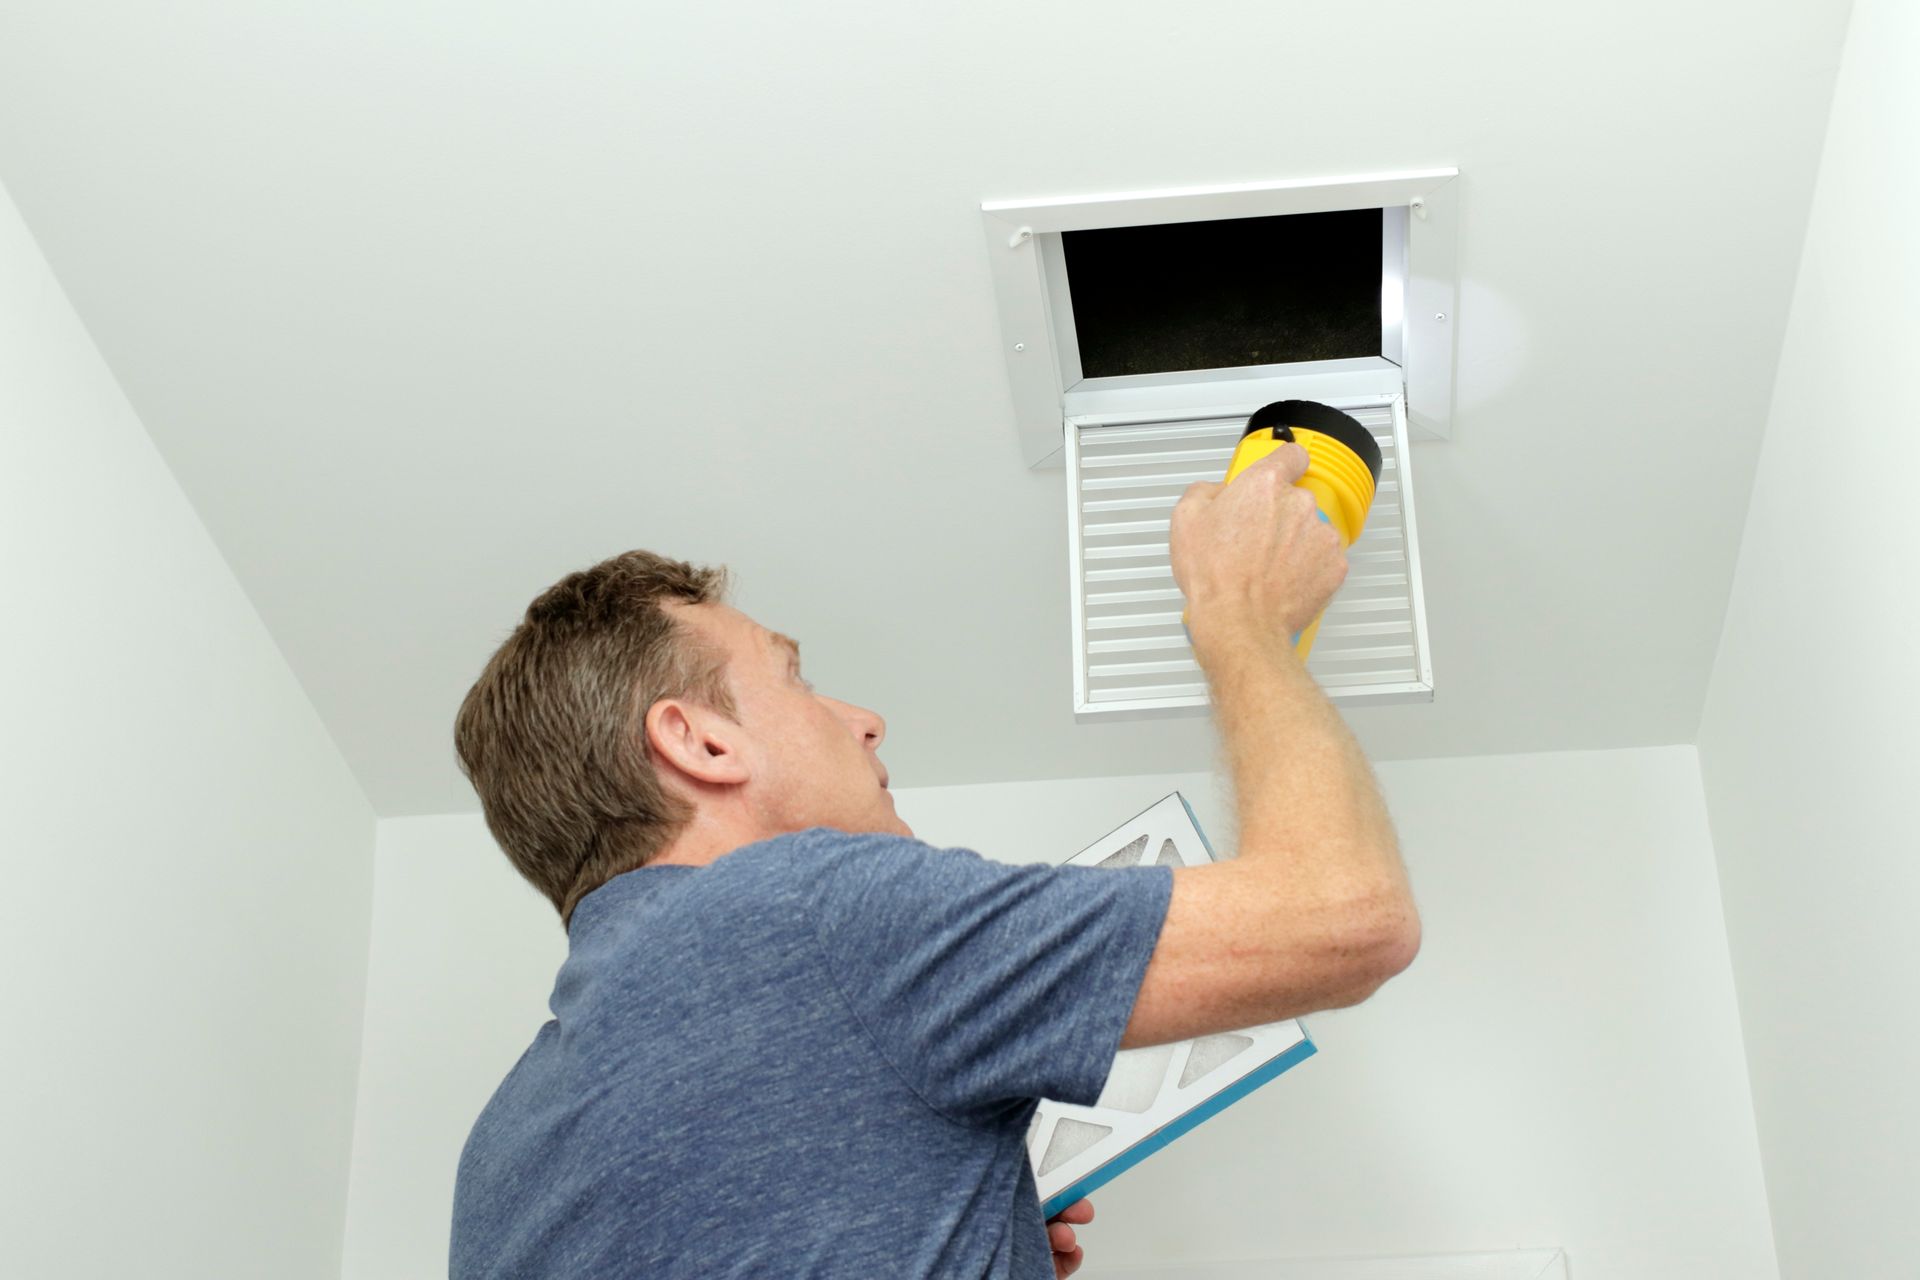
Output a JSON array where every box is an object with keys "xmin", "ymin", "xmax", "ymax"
[{"xmin": 1182, "ymin": 400, "xmax": 1384, "ymax": 661}]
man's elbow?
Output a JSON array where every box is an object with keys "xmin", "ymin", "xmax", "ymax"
[
  {"xmin": 1336, "ymin": 895, "xmax": 1422, "ymax": 1005},
  {"xmin": 1374, "ymin": 897, "xmax": 1422, "ymax": 980}
]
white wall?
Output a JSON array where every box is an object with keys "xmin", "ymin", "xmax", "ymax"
[
  {"xmin": 343, "ymin": 746, "xmax": 1774, "ymax": 1279},
  {"xmin": 1696, "ymin": 0, "xmax": 1920, "ymax": 1273},
  {"xmin": 0, "ymin": 181, "xmax": 376, "ymax": 1278}
]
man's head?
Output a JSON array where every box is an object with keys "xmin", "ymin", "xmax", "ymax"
[{"xmin": 454, "ymin": 550, "xmax": 908, "ymax": 926}]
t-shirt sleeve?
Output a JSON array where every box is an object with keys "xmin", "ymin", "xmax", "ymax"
[{"xmin": 798, "ymin": 829, "xmax": 1175, "ymax": 1130}]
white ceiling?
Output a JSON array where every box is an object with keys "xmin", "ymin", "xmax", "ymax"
[{"xmin": 0, "ymin": 1, "xmax": 1854, "ymax": 815}]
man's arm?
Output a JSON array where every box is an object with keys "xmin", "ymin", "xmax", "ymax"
[{"xmin": 1120, "ymin": 442, "xmax": 1421, "ymax": 1050}]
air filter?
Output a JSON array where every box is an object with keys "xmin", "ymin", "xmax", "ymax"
[{"xmin": 1027, "ymin": 792, "xmax": 1316, "ymax": 1219}]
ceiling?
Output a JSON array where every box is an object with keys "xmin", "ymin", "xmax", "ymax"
[{"xmin": 0, "ymin": 1, "xmax": 1854, "ymax": 815}]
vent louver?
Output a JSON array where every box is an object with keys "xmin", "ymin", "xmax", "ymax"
[{"xmin": 1066, "ymin": 394, "xmax": 1433, "ymax": 715}]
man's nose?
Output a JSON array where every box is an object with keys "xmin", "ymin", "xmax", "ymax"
[{"xmin": 834, "ymin": 699, "xmax": 886, "ymax": 750}]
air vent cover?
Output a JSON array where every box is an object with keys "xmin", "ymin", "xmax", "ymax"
[{"xmin": 1066, "ymin": 393, "xmax": 1433, "ymax": 715}]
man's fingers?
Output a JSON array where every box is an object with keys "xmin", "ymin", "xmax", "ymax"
[
  {"xmin": 1048, "ymin": 1193, "xmax": 1093, "ymax": 1275},
  {"xmin": 1048, "ymin": 1197, "xmax": 1095, "ymax": 1225},
  {"xmin": 1047, "ymin": 1199, "xmax": 1092, "ymax": 1279},
  {"xmin": 1181, "ymin": 478, "xmax": 1224, "ymax": 505},
  {"xmin": 1247, "ymin": 439, "xmax": 1311, "ymax": 485}
]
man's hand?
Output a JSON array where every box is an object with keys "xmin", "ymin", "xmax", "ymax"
[{"xmin": 1046, "ymin": 1197, "xmax": 1094, "ymax": 1278}]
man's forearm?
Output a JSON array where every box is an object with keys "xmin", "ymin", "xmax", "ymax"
[{"xmin": 1189, "ymin": 608, "xmax": 1410, "ymax": 909}]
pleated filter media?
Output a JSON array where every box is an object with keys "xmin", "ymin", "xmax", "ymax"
[{"xmin": 1027, "ymin": 792, "xmax": 1315, "ymax": 1218}]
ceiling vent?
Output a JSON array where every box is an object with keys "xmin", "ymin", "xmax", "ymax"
[
  {"xmin": 1066, "ymin": 395, "xmax": 1430, "ymax": 715},
  {"xmin": 981, "ymin": 169, "xmax": 1454, "ymax": 716}
]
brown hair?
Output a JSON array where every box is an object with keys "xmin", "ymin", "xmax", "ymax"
[{"xmin": 454, "ymin": 550, "xmax": 735, "ymax": 927}]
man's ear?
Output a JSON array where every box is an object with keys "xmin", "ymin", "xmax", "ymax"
[{"xmin": 643, "ymin": 698, "xmax": 751, "ymax": 788}]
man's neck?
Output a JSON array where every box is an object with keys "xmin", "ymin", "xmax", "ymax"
[{"xmin": 648, "ymin": 804, "xmax": 773, "ymax": 869}]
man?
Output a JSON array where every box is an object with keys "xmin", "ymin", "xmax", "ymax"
[{"xmin": 449, "ymin": 442, "xmax": 1420, "ymax": 1277}]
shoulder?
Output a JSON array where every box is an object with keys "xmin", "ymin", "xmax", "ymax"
[
  {"xmin": 716, "ymin": 827, "xmax": 982, "ymax": 897},
  {"xmin": 711, "ymin": 829, "xmax": 1027, "ymax": 933}
]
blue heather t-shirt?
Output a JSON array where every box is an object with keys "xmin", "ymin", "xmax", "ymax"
[{"xmin": 449, "ymin": 827, "xmax": 1174, "ymax": 1279}]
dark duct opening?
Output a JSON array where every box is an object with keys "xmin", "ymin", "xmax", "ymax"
[{"xmin": 1062, "ymin": 208, "xmax": 1385, "ymax": 378}]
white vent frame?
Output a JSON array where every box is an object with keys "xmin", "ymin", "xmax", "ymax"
[
  {"xmin": 1066, "ymin": 392, "xmax": 1433, "ymax": 718},
  {"xmin": 982, "ymin": 167, "xmax": 1460, "ymax": 469}
]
